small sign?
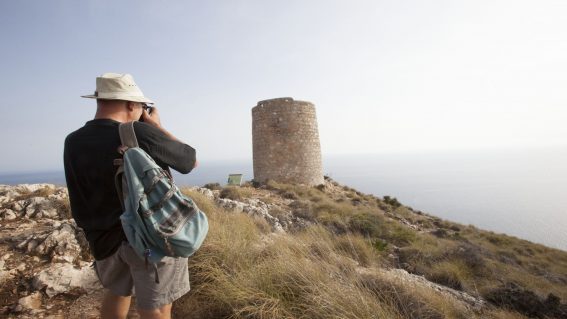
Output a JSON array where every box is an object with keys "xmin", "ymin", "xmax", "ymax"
[{"xmin": 227, "ymin": 174, "xmax": 243, "ymax": 186}]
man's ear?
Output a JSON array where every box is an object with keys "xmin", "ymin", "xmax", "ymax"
[{"xmin": 126, "ymin": 101, "xmax": 135, "ymax": 111}]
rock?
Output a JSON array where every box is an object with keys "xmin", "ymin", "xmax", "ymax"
[
  {"xmin": 378, "ymin": 268, "xmax": 486, "ymax": 311},
  {"xmin": 30, "ymin": 309, "xmax": 45, "ymax": 315},
  {"xmin": 33, "ymin": 263, "xmax": 102, "ymax": 297},
  {"xmin": 18, "ymin": 292, "xmax": 42, "ymax": 310},
  {"xmin": 0, "ymin": 260, "xmax": 17, "ymax": 285},
  {"xmin": 216, "ymin": 197, "xmax": 286, "ymax": 232},
  {"xmin": 25, "ymin": 206, "xmax": 36, "ymax": 218},
  {"xmin": 192, "ymin": 187, "xmax": 215, "ymax": 200},
  {"xmin": 0, "ymin": 260, "xmax": 5, "ymax": 283},
  {"xmin": 216, "ymin": 197, "xmax": 245, "ymax": 212},
  {"xmin": 23, "ymin": 197, "xmax": 51, "ymax": 218},
  {"xmin": 16, "ymin": 263, "xmax": 26, "ymax": 272},
  {"xmin": 12, "ymin": 200, "xmax": 26, "ymax": 212},
  {"xmin": 3, "ymin": 209, "xmax": 17, "ymax": 220},
  {"xmin": 17, "ymin": 223, "xmax": 82, "ymax": 263},
  {"xmin": 248, "ymin": 208, "xmax": 284, "ymax": 233},
  {"xmin": 243, "ymin": 200, "xmax": 285, "ymax": 233},
  {"xmin": 24, "ymin": 239, "xmax": 40, "ymax": 252},
  {"xmin": 36, "ymin": 223, "xmax": 82, "ymax": 263},
  {"xmin": 12, "ymin": 304, "xmax": 23, "ymax": 313},
  {"xmin": 42, "ymin": 208, "xmax": 59, "ymax": 219},
  {"xmin": 0, "ymin": 196, "xmax": 9, "ymax": 205}
]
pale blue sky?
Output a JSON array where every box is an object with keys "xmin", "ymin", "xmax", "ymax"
[{"xmin": 1, "ymin": 0, "xmax": 566, "ymax": 173}]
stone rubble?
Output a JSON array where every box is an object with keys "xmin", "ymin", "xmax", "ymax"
[
  {"xmin": 381, "ymin": 268, "xmax": 487, "ymax": 311},
  {"xmin": 191, "ymin": 186, "xmax": 288, "ymax": 233},
  {"xmin": 16, "ymin": 222, "xmax": 82, "ymax": 263},
  {"xmin": 192, "ymin": 187, "xmax": 215, "ymax": 200},
  {"xmin": 1, "ymin": 208, "xmax": 17, "ymax": 220},
  {"xmin": 17, "ymin": 292, "xmax": 42, "ymax": 311},
  {"xmin": 0, "ymin": 184, "xmax": 102, "ymax": 316},
  {"xmin": 191, "ymin": 185, "xmax": 322, "ymax": 233},
  {"xmin": 215, "ymin": 195, "xmax": 286, "ymax": 232},
  {"xmin": 0, "ymin": 260, "xmax": 12, "ymax": 285},
  {"xmin": 33, "ymin": 262, "xmax": 102, "ymax": 298}
]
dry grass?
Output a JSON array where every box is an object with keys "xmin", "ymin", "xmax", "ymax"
[
  {"xmin": 484, "ymin": 309, "xmax": 530, "ymax": 319},
  {"xmin": 12, "ymin": 185, "xmax": 56, "ymax": 201},
  {"xmin": 52, "ymin": 197, "xmax": 72, "ymax": 219},
  {"xmin": 174, "ymin": 190, "xmax": 463, "ymax": 318},
  {"xmin": 176, "ymin": 181, "xmax": 567, "ymax": 319},
  {"xmin": 427, "ymin": 260, "xmax": 470, "ymax": 291},
  {"xmin": 219, "ymin": 186, "xmax": 256, "ymax": 201},
  {"xmin": 333, "ymin": 234, "xmax": 378, "ymax": 267}
]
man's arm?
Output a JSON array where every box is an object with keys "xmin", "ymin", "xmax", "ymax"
[
  {"xmin": 140, "ymin": 108, "xmax": 179, "ymax": 142},
  {"xmin": 138, "ymin": 107, "xmax": 197, "ymax": 173}
]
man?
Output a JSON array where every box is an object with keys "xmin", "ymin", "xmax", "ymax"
[{"xmin": 64, "ymin": 73, "xmax": 197, "ymax": 319}]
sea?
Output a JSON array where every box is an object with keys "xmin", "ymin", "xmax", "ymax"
[{"xmin": 1, "ymin": 147, "xmax": 566, "ymax": 251}]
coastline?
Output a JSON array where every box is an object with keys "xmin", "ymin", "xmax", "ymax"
[{"xmin": 3, "ymin": 148, "xmax": 565, "ymax": 252}]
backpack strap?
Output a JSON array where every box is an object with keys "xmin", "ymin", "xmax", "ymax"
[
  {"xmin": 114, "ymin": 121, "xmax": 139, "ymax": 210},
  {"xmin": 114, "ymin": 165, "xmax": 126, "ymax": 211},
  {"xmin": 119, "ymin": 121, "xmax": 139, "ymax": 148}
]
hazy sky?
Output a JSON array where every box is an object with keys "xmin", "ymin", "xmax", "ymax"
[{"xmin": 1, "ymin": 0, "xmax": 566, "ymax": 173}]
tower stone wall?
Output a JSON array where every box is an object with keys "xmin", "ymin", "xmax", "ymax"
[{"xmin": 252, "ymin": 97, "xmax": 324, "ymax": 186}]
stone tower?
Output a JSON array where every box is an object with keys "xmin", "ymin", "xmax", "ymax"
[{"xmin": 252, "ymin": 97, "xmax": 324, "ymax": 186}]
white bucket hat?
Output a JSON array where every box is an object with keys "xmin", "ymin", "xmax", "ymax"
[{"xmin": 81, "ymin": 73, "xmax": 154, "ymax": 104}]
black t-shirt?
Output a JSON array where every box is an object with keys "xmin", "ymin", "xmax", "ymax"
[{"xmin": 63, "ymin": 119, "xmax": 196, "ymax": 260}]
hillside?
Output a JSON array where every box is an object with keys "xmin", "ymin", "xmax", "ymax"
[{"xmin": 0, "ymin": 179, "xmax": 566, "ymax": 318}]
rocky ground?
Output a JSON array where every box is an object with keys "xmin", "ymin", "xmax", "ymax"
[
  {"xmin": 1, "ymin": 182, "xmax": 558, "ymax": 318},
  {"xmin": 198, "ymin": 185, "xmax": 487, "ymax": 313},
  {"xmin": 0, "ymin": 184, "xmax": 105, "ymax": 318}
]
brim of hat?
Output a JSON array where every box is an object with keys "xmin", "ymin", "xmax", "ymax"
[{"xmin": 81, "ymin": 94, "xmax": 154, "ymax": 104}]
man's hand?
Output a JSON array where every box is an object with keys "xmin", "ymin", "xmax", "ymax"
[
  {"xmin": 141, "ymin": 107, "xmax": 162, "ymax": 128},
  {"xmin": 140, "ymin": 107, "xmax": 183, "ymax": 143}
]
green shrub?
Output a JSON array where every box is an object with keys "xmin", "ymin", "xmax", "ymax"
[
  {"xmin": 427, "ymin": 268, "xmax": 464, "ymax": 291},
  {"xmin": 372, "ymin": 239, "xmax": 388, "ymax": 252},
  {"xmin": 290, "ymin": 200, "xmax": 316, "ymax": 221},
  {"xmin": 386, "ymin": 225, "xmax": 417, "ymax": 246},
  {"xmin": 219, "ymin": 187, "xmax": 243, "ymax": 201},
  {"xmin": 482, "ymin": 283, "xmax": 566, "ymax": 319},
  {"xmin": 334, "ymin": 235, "xmax": 375, "ymax": 266},
  {"xmin": 383, "ymin": 195, "xmax": 402, "ymax": 208},
  {"xmin": 314, "ymin": 199, "xmax": 356, "ymax": 216},
  {"xmin": 484, "ymin": 233, "xmax": 513, "ymax": 246},
  {"xmin": 318, "ymin": 213, "xmax": 349, "ymax": 235},
  {"xmin": 203, "ymin": 182, "xmax": 222, "ymax": 191},
  {"xmin": 348, "ymin": 212, "xmax": 383, "ymax": 238},
  {"xmin": 309, "ymin": 194, "xmax": 324, "ymax": 203},
  {"xmin": 448, "ymin": 245, "xmax": 486, "ymax": 275},
  {"xmin": 282, "ymin": 191, "xmax": 298, "ymax": 200}
]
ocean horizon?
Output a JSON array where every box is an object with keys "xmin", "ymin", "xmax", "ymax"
[{"xmin": 1, "ymin": 147, "xmax": 566, "ymax": 251}]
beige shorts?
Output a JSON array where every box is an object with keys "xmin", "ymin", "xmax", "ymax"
[{"xmin": 94, "ymin": 241, "xmax": 190, "ymax": 310}]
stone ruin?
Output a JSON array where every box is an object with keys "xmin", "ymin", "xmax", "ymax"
[{"xmin": 251, "ymin": 97, "xmax": 324, "ymax": 186}]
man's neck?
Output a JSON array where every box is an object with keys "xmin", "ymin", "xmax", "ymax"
[
  {"xmin": 94, "ymin": 101, "xmax": 134, "ymax": 123},
  {"xmin": 94, "ymin": 111, "xmax": 130, "ymax": 123}
]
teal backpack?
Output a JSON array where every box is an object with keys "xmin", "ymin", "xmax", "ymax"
[{"xmin": 114, "ymin": 122, "xmax": 208, "ymax": 273}]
